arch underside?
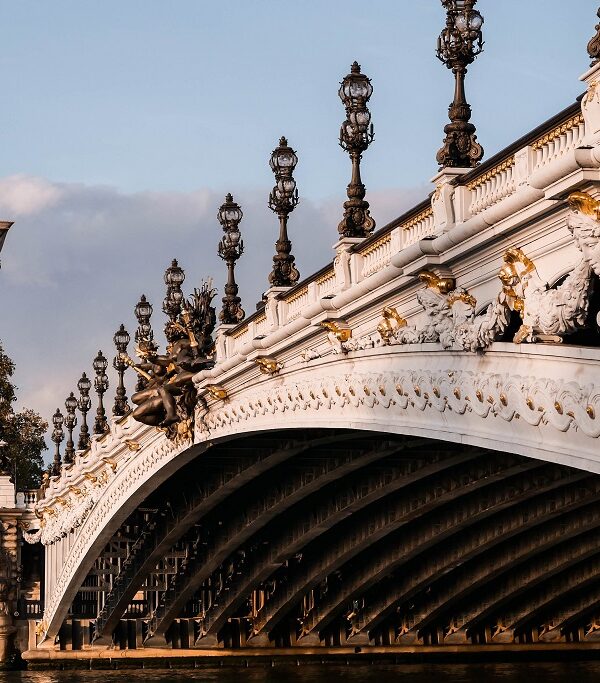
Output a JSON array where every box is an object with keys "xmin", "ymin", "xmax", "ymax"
[{"xmin": 55, "ymin": 425, "xmax": 600, "ymax": 651}]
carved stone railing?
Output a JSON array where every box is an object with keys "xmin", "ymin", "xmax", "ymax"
[
  {"xmin": 227, "ymin": 322, "xmax": 251, "ymax": 357},
  {"xmin": 400, "ymin": 206, "xmax": 435, "ymax": 248},
  {"xmin": 16, "ymin": 490, "xmax": 38, "ymax": 509},
  {"xmin": 360, "ymin": 233, "xmax": 393, "ymax": 278},
  {"xmin": 215, "ymin": 95, "xmax": 595, "ymax": 363},
  {"xmin": 531, "ymin": 112, "xmax": 585, "ymax": 172},
  {"xmin": 282, "ymin": 285, "xmax": 309, "ymax": 323},
  {"xmin": 315, "ymin": 268, "xmax": 337, "ymax": 298},
  {"xmin": 467, "ymin": 156, "xmax": 516, "ymax": 215}
]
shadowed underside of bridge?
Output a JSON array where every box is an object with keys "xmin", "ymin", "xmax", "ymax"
[{"xmin": 52, "ymin": 427, "xmax": 600, "ymax": 652}]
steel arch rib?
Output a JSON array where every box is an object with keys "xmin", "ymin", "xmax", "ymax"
[
  {"xmin": 194, "ymin": 452, "xmax": 538, "ymax": 643},
  {"xmin": 421, "ymin": 538, "xmax": 600, "ymax": 643},
  {"xmin": 398, "ymin": 504, "xmax": 600, "ymax": 643},
  {"xmin": 348, "ymin": 474, "xmax": 599, "ymax": 640},
  {"xmin": 94, "ymin": 431, "xmax": 361, "ymax": 639},
  {"xmin": 148, "ymin": 448, "xmax": 491, "ymax": 641},
  {"xmin": 254, "ymin": 462, "xmax": 565, "ymax": 640},
  {"xmin": 539, "ymin": 585, "xmax": 600, "ymax": 641},
  {"xmin": 142, "ymin": 438, "xmax": 409, "ymax": 640},
  {"xmin": 297, "ymin": 472, "xmax": 595, "ymax": 641},
  {"xmin": 496, "ymin": 558, "xmax": 600, "ymax": 640}
]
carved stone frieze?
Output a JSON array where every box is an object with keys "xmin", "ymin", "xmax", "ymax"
[
  {"xmin": 198, "ymin": 368, "xmax": 600, "ymax": 441},
  {"xmin": 41, "ymin": 431, "xmax": 192, "ymax": 640},
  {"xmin": 381, "ymin": 192, "xmax": 600, "ymax": 350}
]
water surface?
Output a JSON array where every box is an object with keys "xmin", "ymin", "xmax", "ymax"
[{"xmin": 2, "ymin": 663, "xmax": 600, "ymax": 683}]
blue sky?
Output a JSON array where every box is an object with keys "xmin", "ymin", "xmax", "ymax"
[
  {"xmin": 0, "ymin": 1, "xmax": 595, "ymax": 197},
  {"xmin": 0, "ymin": 0, "xmax": 597, "ymax": 439}
]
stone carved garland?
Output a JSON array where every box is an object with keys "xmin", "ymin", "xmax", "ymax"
[
  {"xmin": 28, "ymin": 472, "xmax": 110, "ymax": 546},
  {"xmin": 41, "ymin": 433, "xmax": 192, "ymax": 639},
  {"xmin": 199, "ymin": 369, "xmax": 600, "ymax": 440},
  {"xmin": 378, "ymin": 191, "xmax": 600, "ymax": 351}
]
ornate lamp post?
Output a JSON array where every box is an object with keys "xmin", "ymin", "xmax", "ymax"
[
  {"xmin": 268, "ymin": 137, "xmax": 300, "ymax": 287},
  {"xmin": 338, "ymin": 62, "xmax": 375, "ymax": 239},
  {"xmin": 436, "ymin": 0, "xmax": 484, "ymax": 169},
  {"xmin": 134, "ymin": 295, "xmax": 154, "ymax": 391},
  {"xmin": 50, "ymin": 409, "xmax": 64, "ymax": 477},
  {"xmin": 93, "ymin": 351, "xmax": 109, "ymax": 435},
  {"xmin": 112, "ymin": 324, "xmax": 130, "ymax": 417},
  {"xmin": 76, "ymin": 372, "xmax": 92, "ymax": 451},
  {"xmin": 217, "ymin": 193, "xmax": 245, "ymax": 324},
  {"xmin": 163, "ymin": 259, "xmax": 186, "ymax": 328},
  {"xmin": 63, "ymin": 392, "xmax": 78, "ymax": 465}
]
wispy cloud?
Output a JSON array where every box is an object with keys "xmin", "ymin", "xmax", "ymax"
[{"xmin": 0, "ymin": 175, "xmax": 426, "ymax": 446}]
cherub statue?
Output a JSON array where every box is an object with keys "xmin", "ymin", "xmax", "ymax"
[
  {"xmin": 127, "ymin": 280, "xmax": 217, "ymax": 437},
  {"xmin": 126, "ymin": 341, "xmax": 181, "ymax": 428}
]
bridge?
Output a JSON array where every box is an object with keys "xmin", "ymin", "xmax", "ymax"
[{"xmin": 19, "ymin": 4, "xmax": 600, "ymax": 663}]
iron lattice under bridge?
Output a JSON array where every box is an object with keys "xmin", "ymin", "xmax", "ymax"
[{"xmin": 37, "ymin": 425, "xmax": 600, "ymax": 651}]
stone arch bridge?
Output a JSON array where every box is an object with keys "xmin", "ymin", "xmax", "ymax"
[{"xmin": 24, "ymin": 35, "xmax": 600, "ymax": 660}]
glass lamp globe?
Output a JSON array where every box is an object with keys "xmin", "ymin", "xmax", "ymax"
[
  {"xmin": 218, "ymin": 194, "xmax": 243, "ymax": 226},
  {"xmin": 65, "ymin": 392, "xmax": 78, "ymax": 414},
  {"xmin": 93, "ymin": 351, "xmax": 108, "ymax": 375},
  {"xmin": 469, "ymin": 11, "xmax": 483, "ymax": 30},
  {"xmin": 77, "ymin": 373, "xmax": 92, "ymax": 394},
  {"xmin": 52, "ymin": 409, "xmax": 64, "ymax": 430},
  {"xmin": 135, "ymin": 295, "xmax": 153, "ymax": 322},
  {"xmin": 113, "ymin": 324, "xmax": 130, "ymax": 351},
  {"xmin": 164, "ymin": 259, "xmax": 185, "ymax": 287}
]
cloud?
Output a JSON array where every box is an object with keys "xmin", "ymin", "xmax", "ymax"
[
  {"xmin": 0, "ymin": 175, "xmax": 427, "ymax": 455},
  {"xmin": 0, "ymin": 175, "xmax": 65, "ymax": 216}
]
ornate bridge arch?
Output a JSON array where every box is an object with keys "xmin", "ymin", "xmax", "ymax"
[
  {"xmin": 36, "ymin": 340, "xmax": 600, "ymax": 646},
  {"xmin": 28, "ymin": 40, "xmax": 600, "ymax": 656}
]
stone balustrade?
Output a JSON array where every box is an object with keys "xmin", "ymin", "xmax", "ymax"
[{"xmin": 209, "ymin": 94, "xmax": 596, "ymax": 367}]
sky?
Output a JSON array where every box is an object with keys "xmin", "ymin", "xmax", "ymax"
[{"xmin": 0, "ymin": 0, "xmax": 597, "ymax": 456}]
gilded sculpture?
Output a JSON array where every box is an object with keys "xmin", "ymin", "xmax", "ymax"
[
  {"xmin": 126, "ymin": 281, "xmax": 217, "ymax": 441},
  {"xmin": 254, "ymin": 356, "xmax": 283, "ymax": 376},
  {"xmin": 374, "ymin": 190, "xmax": 600, "ymax": 350}
]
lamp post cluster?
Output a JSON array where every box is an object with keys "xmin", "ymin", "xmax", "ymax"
[
  {"xmin": 436, "ymin": 0, "xmax": 484, "ymax": 169},
  {"xmin": 76, "ymin": 373, "xmax": 92, "ymax": 451},
  {"xmin": 63, "ymin": 393, "xmax": 77, "ymax": 465},
  {"xmin": 338, "ymin": 61, "xmax": 376, "ymax": 239},
  {"xmin": 92, "ymin": 351, "xmax": 109, "ymax": 435},
  {"xmin": 163, "ymin": 259, "xmax": 186, "ymax": 337},
  {"xmin": 134, "ymin": 295, "xmax": 154, "ymax": 391},
  {"xmin": 112, "ymin": 325, "xmax": 130, "ymax": 417},
  {"xmin": 267, "ymin": 137, "xmax": 300, "ymax": 287},
  {"xmin": 50, "ymin": 409, "xmax": 64, "ymax": 478},
  {"xmin": 217, "ymin": 194, "xmax": 245, "ymax": 324},
  {"xmin": 45, "ymin": 3, "xmax": 510, "ymax": 474}
]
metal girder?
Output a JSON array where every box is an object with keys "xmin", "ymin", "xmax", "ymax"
[
  {"xmin": 539, "ymin": 584, "xmax": 600, "ymax": 641},
  {"xmin": 496, "ymin": 556, "xmax": 600, "ymax": 641},
  {"xmin": 145, "ymin": 439, "xmax": 411, "ymax": 641},
  {"xmin": 252, "ymin": 456, "xmax": 555, "ymax": 640},
  {"xmin": 406, "ymin": 531, "xmax": 600, "ymax": 644},
  {"xmin": 298, "ymin": 471, "xmax": 593, "ymax": 640},
  {"xmin": 94, "ymin": 431, "xmax": 359, "ymax": 640},
  {"xmin": 397, "ymin": 496, "xmax": 600, "ymax": 643},
  {"xmin": 190, "ymin": 450, "xmax": 534, "ymax": 643}
]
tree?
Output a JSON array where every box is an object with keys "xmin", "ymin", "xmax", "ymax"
[{"xmin": 0, "ymin": 341, "xmax": 46, "ymax": 490}]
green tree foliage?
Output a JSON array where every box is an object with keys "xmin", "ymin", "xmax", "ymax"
[{"xmin": 0, "ymin": 341, "xmax": 46, "ymax": 490}]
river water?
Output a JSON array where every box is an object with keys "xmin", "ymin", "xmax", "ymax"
[{"xmin": 1, "ymin": 663, "xmax": 600, "ymax": 682}]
